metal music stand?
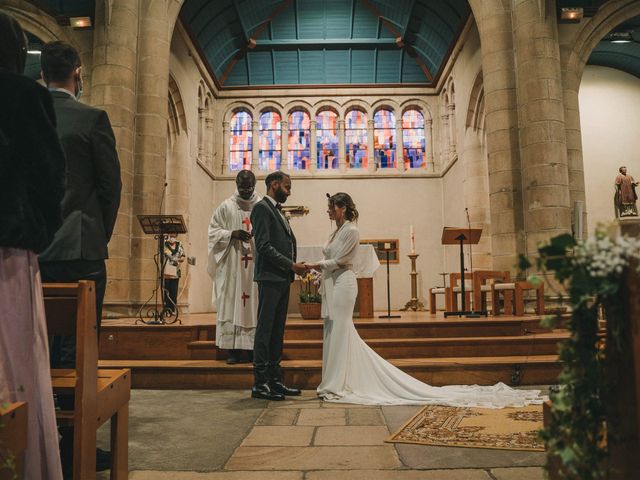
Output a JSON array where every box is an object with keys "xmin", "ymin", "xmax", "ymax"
[
  {"xmin": 441, "ymin": 227, "xmax": 487, "ymax": 317},
  {"xmin": 136, "ymin": 214, "xmax": 187, "ymax": 325},
  {"xmin": 378, "ymin": 242, "xmax": 401, "ymax": 319}
]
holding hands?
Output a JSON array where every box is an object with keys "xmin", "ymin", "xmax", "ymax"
[
  {"xmin": 231, "ymin": 229, "xmax": 252, "ymax": 242},
  {"xmin": 291, "ymin": 262, "xmax": 321, "ymax": 275}
]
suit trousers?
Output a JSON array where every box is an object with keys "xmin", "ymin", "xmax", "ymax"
[
  {"xmin": 253, "ymin": 280, "xmax": 290, "ymax": 384},
  {"xmin": 39, "ymin": 259, "xmax": 106, "ymax": 369}
]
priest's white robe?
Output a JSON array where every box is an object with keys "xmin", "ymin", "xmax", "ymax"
[{"xmin": 207, "ymin": 193, "xmax": 260, "ymax": 350}]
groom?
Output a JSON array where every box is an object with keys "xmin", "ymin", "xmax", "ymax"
[{"xmin": 250, "ymin": 171, "xmax": 307, "ymax": 400}]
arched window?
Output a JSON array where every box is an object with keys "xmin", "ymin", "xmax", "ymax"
[
  {"xmin": 258, "ymin": 111, "xmax": 282, "ymax": 170},
  {"xmin": 374, "ymin": 109, "xmax": 395, "ymax": 168},
  {"xmin": 316, "ymin": 110, "xmax": 338, "ymax": 169},
  {"xmin": 229, "ymin": 111, "xmax": 252, "ymax": 171},
  {"xmin": 288, "ymin": 110, "xmax": 310, "ymax": 170},
  {"xmin": 345, "ymin": 109, "xmax": 368, "ymax": 169},
  {"xmin": 402, "ymin": 109, "xmax": 426, "ymax": 169}
]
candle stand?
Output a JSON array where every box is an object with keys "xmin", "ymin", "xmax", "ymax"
[{"xmin": 401, "ymin": 253, "xmax": 426, "ymax": 311}]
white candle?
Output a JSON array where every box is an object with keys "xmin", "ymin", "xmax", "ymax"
[{"xmin": 410, "ymin": 225, "xmax": 415, "ymax": 254}]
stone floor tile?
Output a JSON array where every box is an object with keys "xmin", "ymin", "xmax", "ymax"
[
  {"xmin": 321, "ymin": 401, "xmax": 378, "ymax": 409},
  {"xmin": 490, "ymin": 467, "xmax": 546, "ymax": 480},
  {"xmin": 296, "ymin": 408, "xmax": 346, "ymax": 426},
  {"xmin": 242, "ymin": 426, "xmax": 315, "ymax": 446},
  {"xmin": 126, "ymin": 471, "xmax": 304, "ymax": 480},
  {"xmin": 224, "ymin": 446, "xmax": 401, "ymax": 470},
  {"xmin": 347, "ymin": 408, "xmax": 386, "ymax": 426},
  {"xmin": 256, "ymin": 408, "xmax": 298, "ymax": 426},
  {"xmin": 314, "ymin": 426, "xmax": 389, "ymax": 446},
  {"xmin": 306, "ymin": 470, "xmax": 492, "ymax": 480}
]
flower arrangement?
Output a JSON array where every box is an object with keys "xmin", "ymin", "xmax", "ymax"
[
  {"xmin": 519, "ymin": 228, "xmax": 640, "ymax": 480},
  {"xmin": 298, "ymin": 270, "xmax": 322, "ymax": 304}
]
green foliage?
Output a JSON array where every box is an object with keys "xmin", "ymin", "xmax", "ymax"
[
  {"xmin": 0, "ymin": 409, "xmax": 17, "ymax": 480},
  {"xmin": 298, "ymin": 271, "xmax": 322, "ymax": 304},
  {"xmin": 532, "ymin": 232, "xmax": 633, "ymax": 480}
]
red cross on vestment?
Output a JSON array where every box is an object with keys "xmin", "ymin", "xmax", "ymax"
[
  {"xmin": 242, "ymin": 217, "xmax": 251, "ymax": 231},
  {"xmin": 241, "ymin": 292, "xmax": 250, "ymax": 307},
  {"xmin": 242, "ymin": 254, "xmax": 253, "ymax": 269}
]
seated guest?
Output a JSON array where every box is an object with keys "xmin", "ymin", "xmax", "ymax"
[{"xmin": 0, "ymin": 11, "xmax": 65, "ymax": 480}]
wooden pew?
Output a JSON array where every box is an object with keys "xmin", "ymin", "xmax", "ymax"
[
  {"xmin": 0, "ymin": 402, "xmax": 27, "ymax": 480},
  {"xmin": 44, "ymin": 281, "xmax": 130, "ymax": 479}
]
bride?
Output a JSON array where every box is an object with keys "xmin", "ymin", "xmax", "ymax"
[{"xmin": 305, "ymin": 192, "xmax": 544, "ymax": 407}]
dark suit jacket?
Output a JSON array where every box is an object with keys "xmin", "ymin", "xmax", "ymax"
[
  {"xmin": 251, "ymin": 197, "xmax": 297, "ymax": 283},
  {"xmin": 40, "ymin": 90, "xmax": 122, "ymax": 261},
  {"xmin": 0, "ymin": 71, "xmax": 65, "ymax": 252}
]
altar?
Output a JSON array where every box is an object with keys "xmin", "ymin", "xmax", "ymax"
[{"xmin": 289, "ymin": 244, "xmax": 380, "ymax": 317}]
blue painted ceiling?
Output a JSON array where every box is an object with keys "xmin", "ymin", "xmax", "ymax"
[{"xmin": 180, "ymin": 0, "xmax": 470, "ymax": 87}]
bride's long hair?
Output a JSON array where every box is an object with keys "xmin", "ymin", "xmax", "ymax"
[{"xmin": 327, "ymin": 192, "xmax": 359, "ymax": 223}]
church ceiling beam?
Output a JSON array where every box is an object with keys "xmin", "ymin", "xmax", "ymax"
[
  {"xmin": 231, "ymin": 0, "xmax": 250, "ymax": 43},
  {"xmin": 253, "ymin": 38, "xmax": 398, "ymax": 49}
]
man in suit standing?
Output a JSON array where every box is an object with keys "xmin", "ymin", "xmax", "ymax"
[
  {"xmin": 251, "ymin": 171, "xmax": 307, "ymax": 400},
  {"xmin": 38, "ymin": 41, "xmax": 121, "ymax": 341},
  {"xmin": 38, "ymin": 42, "xmax": 121, "ymax": 475}
]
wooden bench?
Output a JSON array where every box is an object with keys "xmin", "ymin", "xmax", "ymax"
[
  {"xmin": 491, "ymin": 281, "xmax": 544, "ymax": 316},
  {"xmin": 44, "ymin": 281, "xmax": 130, "ymax": 479},
  {"xmin": 0, "ymin": 402, "xmax": 27, "ymax": 480},
  {"xmin": 472, "ymin": 270, "xmax": 511, "ymax": 313}
]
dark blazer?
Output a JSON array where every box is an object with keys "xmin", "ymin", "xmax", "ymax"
[
  {"xmin": 40, "ymin": 90, "xmax": 122, "ymax": 261},
  {"xmin": 251, "ymin": 197, "xmax": 297, "ymax": 283},
  {"xmin": 0, "ymin": 71, "xmax": 65, "ymax": 252}
]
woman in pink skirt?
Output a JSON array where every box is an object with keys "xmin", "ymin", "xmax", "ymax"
[{"xmin": 0, "ymin": 12, "xmax": 66, "ymax": 480}]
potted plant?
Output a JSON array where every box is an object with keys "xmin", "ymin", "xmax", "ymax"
[{"xmin": 298, "ymin": 270, "xmax": 322, "ymax": 319}]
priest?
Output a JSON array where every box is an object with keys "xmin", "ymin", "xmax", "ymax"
[{"xmin": 208, "ymin": 170, "xmax": 260, "ymax": 364}]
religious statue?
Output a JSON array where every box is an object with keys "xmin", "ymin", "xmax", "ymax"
[{"xmin": 615, "ymin": 166, "xmax": 639, "ymax": 217}]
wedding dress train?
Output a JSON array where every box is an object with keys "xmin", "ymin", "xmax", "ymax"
[{"xmin": 315, "ymin": 221, "xmax": 544, "ymax": 407}]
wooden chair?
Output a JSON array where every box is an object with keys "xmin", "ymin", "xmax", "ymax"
[
  {"xmin": 428, "ymin": 286, "xmax": 452, "ymax": 313},
  {"xmin": 0, "ymin": 402, "xmax": 27, "ymax": 480},
  {"xmin": 450, "ymin": 272, "xmax": 473, "ymax": 311},
  {"xmin": 491, "ymin": 280, "xmax": 545, "ymax": 316},
  {"xmin": 472, "ymin": 270, "xmax": 511, "ymax": 313},
  {"xmin": 44, "ymin": 281, "xmax": 130, "ymax": 480}
]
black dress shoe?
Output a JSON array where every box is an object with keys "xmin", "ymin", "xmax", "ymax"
[
  {"xmin": 226, "ymin": 356, "xmax": 238, "ymax": 365},
  {"xmin": 270, "ymin": 381, "xmax": 301, "ymax": 396},
  {"xmin": 251, "ymin": 384, "xmax": 285, "ymax": 401}
]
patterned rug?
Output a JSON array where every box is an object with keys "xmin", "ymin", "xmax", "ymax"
[{"xmin": 386, "ymin": 404, "xmax": 544, "ymax": 451}]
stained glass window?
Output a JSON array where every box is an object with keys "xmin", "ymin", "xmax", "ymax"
[
  {"xmin": 345, "ymin": 109, "xmax": 368, "ymax": 169},
  {"xmin": 316, "ymin": 110, "xmax": 338, "ymax": 169},
  {"xmin": 402, "ymin": 109, "xmax": 426, "ymax": 169},
  {"xmin": 374, "ymin": 109, "xmax": 395, "ymax": 168},
  {"xmin": 288, "ymin": 110, "xmax": 310, "ymax": 170},
  {"xmin": 258, "ymin": 111, "xmax": 282, "ymax": 170},
  {"xmin": 229, "ymin": 111, "xmax": 252, "ymax": 171}
]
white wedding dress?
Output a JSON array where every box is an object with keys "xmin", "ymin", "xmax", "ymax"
[{"xmin": 315, "ymin": 221, "xmax": 544, "ymax": 407}]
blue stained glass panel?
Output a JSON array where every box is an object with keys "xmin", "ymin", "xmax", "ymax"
[
  {"xmin": 402, "ymin": 109, "xmax": 426, "ymax": 169},
  {"xmin": 229, "ymin": 111, "xmax": 252, "ymax": 171},
  {"xmin": 374, "ymin": 109, "xmax": 395, "ymax": 168},
  {"xmin": 345, "ymin": 109, "xmax": 368, "ymax": 169},
  {"xmin": 288, "ymin": 110, "xmax": 310, "ymax": 170},
  {"xmin": 316, "ymin": 110, "xmax": 338, "ymax": 169},
  {"xmin": 258, "ymin": 111, "xmax": 282, "ymax": 170}
]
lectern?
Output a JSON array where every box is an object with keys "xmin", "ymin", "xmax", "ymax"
[
  {"xmin": 441, "ymin": 227, "xmax": 485, "ymax": 317},
  {"xmin": 136, "ymin": 214, "xmax": 187, "ymax": 325}
]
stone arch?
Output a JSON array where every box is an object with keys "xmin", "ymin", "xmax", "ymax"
[
  {"xmin": 255, "ymin": 100, "xmax": 285, "ymax": 119},
  {"xmin": 342, "ymin": 100, "xmax": 372, "ymax": 118},
  {"xmin": 563, "ymin": 0, "xmax": 640, "ymax": 91},
  {"xmin": 465, "ymin": 70, "xmax": 484, "ymax": 132},
  {"xmin": 223, "ymin": 101, "xmax": 255, "ymax": 123},
  {"xmin": 400, "ymin": 99, "xmax": 433, "ymax": 121},
  {"xmin": 284, "ymin": 100, "xmax": 313, "ymax": 116},
  {"xmin": 168, "ymin": 74, "xmax": 187, "ymax": 135},
  {"xmin": 1, "ymin": 1, "xmax": 77, "ymax": 46},
  {"xmin": 313, "ymin": 99, "xmax": 343, "ymax": 117},
  {"xmin": 371, "ymin": 98, "xmax": 400, "ymax": 114}
]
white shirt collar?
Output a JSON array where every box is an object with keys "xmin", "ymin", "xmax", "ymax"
[{"xmin": 265, "ymin": 195, "xmax": 278, "ymax": 206}]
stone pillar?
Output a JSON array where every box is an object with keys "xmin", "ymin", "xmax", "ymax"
[
  {"xmin": 90, "ymin": 0, "xmax": 140, "ymax": 315},
  {"xmin": 281, "ymin": 120, "xmax": 289, "ymax": 173},
  {"xmin": 309, "ymin": 120, "xmax": 318, "ymax": 173},
  {"xmin": 512, "ymin": 0, "xmax": 571, "ymax": 258},
  {"xmin": 425, "ymin": 118, "xmax": 434, "ymax": 172},
  {"xmin": 471, "ymin": 0, "xmax": 525, "ymax": 273},
  {"xmin": 448, "ymin": 103, "xmax": 457, "ymax": 157},
  {"xmin": 367, "ymin": 119, "xmax": 375, "ymax": 173},
  {"xmin": 222, "ymin": 120, "xmax": 230, "ymax": 174},
  {"xmin": 396, "ymin": 111, "xmax": 404, "ymax": 172},
  {"xmin": 338, "ymin": 120, "xmax": 346, "ymax": 173},
  {"xmin": 440, "ymin": 111, "xmax": 450, "ymax": 161},
  {"xmin": 130, "ymin": 1, "xmax": 176, "ymax": 305},
  {"xmin": 251, "ymin": 120, "xmax": 260, "ymax": 173}
]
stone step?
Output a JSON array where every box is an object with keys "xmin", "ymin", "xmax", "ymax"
[
  {"xmin": 98, "ymin": 355, "xmax": 561, "ymax": 389},
  {"xmin": 100, "ymin": 317, "xmax": 553, "ymax": 360},
  {"xmin": 187, "ymin": 332, "xmax": 567, "ymax": 361}
]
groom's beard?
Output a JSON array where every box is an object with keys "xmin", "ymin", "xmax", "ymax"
[{"xmin": 274, "ymin": 189, "xmax": 288, "ymax": 203}]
